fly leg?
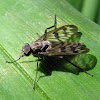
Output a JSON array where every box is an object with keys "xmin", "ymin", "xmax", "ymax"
[
  {"xmin": 45, "ymin": 15, "xmax": 57, "ymax": 34},
  {"xmin": 63, "ymin": 57, "xmax": 93, "ymax": 77},
  {"xmin": 33, "ymin": 57, "xmax": 42, "ymax": 90}
]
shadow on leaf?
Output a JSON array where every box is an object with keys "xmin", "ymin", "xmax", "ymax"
[{"xmin": 38, "ymin": 54, "xmax": 97, "ymax": 77}]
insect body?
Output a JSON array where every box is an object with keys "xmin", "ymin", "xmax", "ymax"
[{"xmin": 7, "ymin": 15, "xmax": 92, "ymax": 90}]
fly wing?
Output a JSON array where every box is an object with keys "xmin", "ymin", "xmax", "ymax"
[
  {"xmin": 37, "ymin": 25, "xmax": 80, "ymax": 42},
  {"xmin": 38, "ymin": 42, "xmax": 89, "ymax": 56}
]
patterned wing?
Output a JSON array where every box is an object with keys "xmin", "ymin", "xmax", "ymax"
[
  {"xmin": 37, "ymin": 25, "xmax": 80, "ymax": 43},
  {"xmin": 38, "ymin": 42, "xmax": 89, "ymax": 56}
]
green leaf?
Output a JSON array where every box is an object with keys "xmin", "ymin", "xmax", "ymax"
[
  {"xmin": 66, "ymin": 0, "xmax": 83, "ymax": 11},
  {"xmin": 81, "ymin": 0, "xmax": 99, "ymax": 21},
  {"xmin": 0, "ymin": 0, "xmax": 100, "ymax": 100}
]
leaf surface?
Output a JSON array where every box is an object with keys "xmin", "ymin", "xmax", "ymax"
[{"xmin": 0, "ymin": 0, "xmax": 100, "ymax": 100}]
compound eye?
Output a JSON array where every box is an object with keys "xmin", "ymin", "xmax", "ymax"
[{"xmin": 23, "ymin": 43, "xmax": 30, "ymax": 55}]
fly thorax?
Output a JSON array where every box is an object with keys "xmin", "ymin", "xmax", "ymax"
[
  {"xmin": 30, "ymin": 40, "xmax": 52, "ymax": 53},
  {"xmin": 41, "ymin": 40, "xmax": 52, "ymax": 52},
  {"xmin": 30, "ymin": 40, "xmax": 43, "ymax": 52}
]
